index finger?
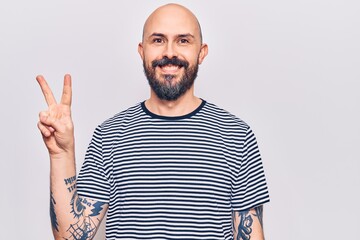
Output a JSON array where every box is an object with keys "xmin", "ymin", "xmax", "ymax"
[
  {"xmin": 60, "ymin": 74, "xmax": 72, "ymax": 106},
  {"xmin": 36, "ymin": 75, "xmax": 57, "ymax": 106}
]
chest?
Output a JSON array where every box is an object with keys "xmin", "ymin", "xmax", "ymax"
[{"xmin": 105, "ymin": 126, "xmax": 239, "ymax": 201}]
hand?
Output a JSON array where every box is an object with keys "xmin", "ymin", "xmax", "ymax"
[{"xmin": 37, "ymin": 74, "xmax": 75, "ymax": 157}]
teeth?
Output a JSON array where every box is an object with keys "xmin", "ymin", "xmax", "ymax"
[{"xmin": 161, "ymin": 65, "xmax": 180, "ymax": 70}]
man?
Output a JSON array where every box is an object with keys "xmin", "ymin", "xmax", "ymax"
[{"xmin": 37, "ymin": 3, "xmax": 270, "ymax": 240}]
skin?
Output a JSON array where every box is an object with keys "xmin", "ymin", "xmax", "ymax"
[
  {"xmin": 138, "ymin": 3, "xmax": 208, "ymax": 116},
  {"xmin": 37, "ymin": 4, "xmax": 265, "ymax": 239},
  {"xmin": 37, "ymin": 74, "xmax": 107, "ymax": 239},
  {"xmin": 232, "ymin": 206, "xmax": 265, "ymax": 240}
]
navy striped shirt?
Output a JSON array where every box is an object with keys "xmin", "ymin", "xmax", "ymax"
[{"xmin": 77, "ymin": 100, "xmax": 270, "ymax": 239}]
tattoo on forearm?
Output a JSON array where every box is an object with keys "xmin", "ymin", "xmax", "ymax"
[
  {"xmin": 50, "ymin": 176, "xmax": 105, "ymax": 239},
  {"xmin": 65, "ymin": 197, "xmax": 104, "ymax": 239},
  {"xmin": 233, "ymin": 206, "xmax": 265, "ymax": 240},
  {"xmin": 254, "ymin": 205, "xmax": 264, "ymax": 228},
  {"xmin": 64, "ymin": 176, "xmax": 76, "ymax": 185},
  {"xmin": 66, "ymin": 182, "xmax": 104, "ymax": 239},
  {"xmin": 237, "ymin": 210, "xmax": 253, "ymax": 240},
  {"xmin": 50, "ymin": 191, "xmax": 59, "ymax": 232},
  {"xmin": 64, "ymin": 175, "xmax": 77, "ymax": 193},
  {"xmin": 64, "ymin": 217, "xmax": 99, "ymax": 240},
  {"xmin": 90, "ymin": 201, "xmax": 106, "ymax": 217},
  {"xmin": 70, "ymin": 191, "xmax": 86, "ymax": 219}
]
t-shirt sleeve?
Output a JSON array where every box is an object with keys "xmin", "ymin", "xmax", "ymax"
[
  {"xmin": 77, "ymin": 125, "xmax": 110, "ymax": 203},
  {"xmin": 231, "ymin": 126, "xmax": 270, "ymax": 211}
]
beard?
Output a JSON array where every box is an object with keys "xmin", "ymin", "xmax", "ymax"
[{"xmin": 143, "ymin": 57, "xmax": 199, "ymax": 101}]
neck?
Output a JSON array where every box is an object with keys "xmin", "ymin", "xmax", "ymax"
[{"xmin": 145, "ymin": 87, "xmax": 202, "ymax": 117}]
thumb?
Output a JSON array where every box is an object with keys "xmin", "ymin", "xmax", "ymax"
[{"xmin": 39, "ymin": 113, "xmax": 64, "ymax": 133}]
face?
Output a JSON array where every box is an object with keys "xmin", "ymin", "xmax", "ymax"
[{"xmin": 139, "ymin": 5, "xmax": 208, "ymax": 101}]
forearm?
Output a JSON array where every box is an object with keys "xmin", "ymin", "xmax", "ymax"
[
  {"xmin": 49, "ymin": 152, "xmax": 78, "ymax": 238},
  {"xmin": 232, "ymin": 206, "xmax": 265, "ymax": 240},
  {"xmin": 49, "ymin": 152, "xmax": 107, "ymax": 240},
  {"xmin": 37, "ymin": 75, "xmax": 107, "ymax": 239}
]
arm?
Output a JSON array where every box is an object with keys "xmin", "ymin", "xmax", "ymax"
[
  {"xmin": 37, "ymin": 75, "xmax": 107, "ymax": 239},
  {"xmin": 50, "ymin": 175, "xmax": 108, "ymax": 239},
  {"xmin": 232, "ymin": 205, "xmax": 265, "ymax": 240}
]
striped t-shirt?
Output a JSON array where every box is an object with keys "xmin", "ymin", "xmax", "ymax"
[{"xmin": 77, "ymin": 100, "xmax": 270, "ymax": 240}]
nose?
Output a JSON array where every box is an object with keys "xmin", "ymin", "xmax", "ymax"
[{"xmin": 162, "ymin": 42, "xmax": 178, "ymax": 59}]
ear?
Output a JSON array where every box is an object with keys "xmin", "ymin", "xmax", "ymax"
[
  {"xmin": 198, "ymin": 43, "xmax": 208, "ymax": 65},
  {"xmin": 138, "ymin": 42, "xmax": 145, "ymax": 61}
]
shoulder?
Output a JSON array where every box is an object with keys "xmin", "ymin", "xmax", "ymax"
[
  {"xmin": 97, "ymin": 102, "xmax": 145, "ymax": 131},
  {"xmin": 201, "ymin": 101, "xmax": 250, "ymax": 131}
]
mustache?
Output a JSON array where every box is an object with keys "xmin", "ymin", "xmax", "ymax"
[{"xmin": 151, "ymin": 57, "xmax": 189, "ymax": 69}]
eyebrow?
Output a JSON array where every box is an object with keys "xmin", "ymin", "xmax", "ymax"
[
  {"xmin": 177, "ymin": 33, "xmax": 195, "ymax": 39},
  {"xmin": 149, "ymin": 33, "xmax": 195, "ymax": 39},
  {"xmin": 149, "ymin": 33, "xmax": 165, "ymax": 38}
]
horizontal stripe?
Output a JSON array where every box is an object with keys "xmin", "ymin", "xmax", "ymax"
[{"xmin": 77, "ymin": 100, "xmax": 270, "ymax": 239}]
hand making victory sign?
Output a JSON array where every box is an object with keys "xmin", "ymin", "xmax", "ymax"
[
  {"xmin": 36, "ymin": 74, "xmax": 74, "ymax": 157},
  {"xmin": 36, "ymin": 74, "xmax": 107, "ymax": 239}
]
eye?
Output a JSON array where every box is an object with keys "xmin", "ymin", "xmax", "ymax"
[
  {"xmin": 152, "ymin": 38, "xmax": 164, "ymax": 44},
  {"xmin": 179, "ymin": 38, "xmax": 189, "ymax": 44}
]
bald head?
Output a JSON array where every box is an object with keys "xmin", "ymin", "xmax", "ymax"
[{"xmin": 142, "ymin": 3, "xmax": 203, "ymax": 44}]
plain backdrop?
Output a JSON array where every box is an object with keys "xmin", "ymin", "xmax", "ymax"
[{"xmin": 1, "ymin": 0, "xmax": 359, "ymax": 239}]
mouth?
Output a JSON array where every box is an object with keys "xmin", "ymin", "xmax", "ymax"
[{"xmin": 158, "ymin": 64, "xmax": 183, "ymax": 74}]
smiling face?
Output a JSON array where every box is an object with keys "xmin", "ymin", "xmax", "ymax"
[{"xmin": 138, "ymin": 4, "xmax": 208, "ymax": 101}]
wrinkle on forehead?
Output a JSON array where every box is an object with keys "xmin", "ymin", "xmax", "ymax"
[{"xmin": 142, "ymin": 3, "xmax": 203, "ymax": 43}]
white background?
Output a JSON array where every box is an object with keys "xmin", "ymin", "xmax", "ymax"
[{"xmin": 1, "ymin": 0, "xmax": 359, "ymax": 239}]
